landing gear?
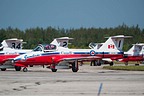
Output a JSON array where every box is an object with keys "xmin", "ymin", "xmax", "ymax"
[
  {"xmin": 51, "ymin": 69, "xmax": 57, "ymax": 72},
  {"xmin": 125, "ymin": 62, "xmax": 128, "ymax": 66},
  {"xmin": 50, "ymin": 64, "xmax": 57, "ymax": 72},
  {"xmin": 29, "ymin": 65, "xmax": 33, "ymax": 67},
  {"xmin": 1, "ymin": 68, "xmax": 6, "ymax": 71},
  {"xmin": 135, "ymin": 64, "xmax": 139, "ymax": 66},
  {"xmin": 15, "ymin": 66, "xmax": 21, "ymax": 71},
  {"xmin": 110, "ymin": 62, "xmax": 114, "ymax": 66},
  {"xmin": 23, "ymin": 67, "xmax": 28, "ymax": 72},
  {"xmin": 97, "ymin": 61, "xmax": 101, "ymax": 66},
  {"xmin": 72, "ymin": 61, "xmax": 78, "ymax": 72},
  {"xmin": 135, "ymin": 61, "xmax": 140, "ymax": 66},
  {"xmin": 90, "ymin": 60, "xmax": 101, "ymax": 66},
  {"xmin": 90, "ymin": 60, "xmax": 97, "ymax": 66}
]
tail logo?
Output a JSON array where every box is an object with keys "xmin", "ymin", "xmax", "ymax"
[{"xmin": 108, "ymin": 44, "xmax": 115, "ymax": 49}]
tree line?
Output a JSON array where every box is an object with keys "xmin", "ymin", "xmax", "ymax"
[{"xmin": 0, "ymin": 24, "xmax": 144, "ymax": 51}]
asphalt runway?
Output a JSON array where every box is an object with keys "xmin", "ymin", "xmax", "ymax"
[{"xmin": 0, "ymin": 64, "xmax": 144, "ymax": 96}]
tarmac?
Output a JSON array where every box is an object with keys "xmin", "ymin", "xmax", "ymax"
[{"xmin": 0, "ymin": 64, "xmax": 144, "ymax": 96}]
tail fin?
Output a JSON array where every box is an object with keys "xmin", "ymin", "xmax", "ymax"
[
  {"xmin": 126, "ymin": 43, "xmax": 144, "ymax": 56},
  {"xmin": 1, "ymin": 38, "xmax": 25, "ymax": 49},
  {"xmin": 97, "ymin": 35, "xmax": 132, "ymax": 52},
  {"xmin": 141, "ymin": 44, "xmax": 144, "ymax": 55},
  {"xmin": 50, "ymin": 37, "xmax": 73, "ymax": 48}
]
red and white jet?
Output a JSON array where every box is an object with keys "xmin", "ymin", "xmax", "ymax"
[
  {"xmin": 0, "ymin": 38, "xmax": 32, "ymax": 71},
  {"xmin": 0, "ymin": 37, "xmax": 71, "ymax": 71},
  {"xmin": 12, "ymin": 35, "xmax": 131, "ymax": 72},
  {"xmin": 118, "ymin": 43, "xmax": 144, "ymax": 65}
]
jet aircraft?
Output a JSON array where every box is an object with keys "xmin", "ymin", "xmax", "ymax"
[
  {"xmin": 12, "ymin": 35, "xmax": 131, "ymax": 72},
  {"xmin": 0, "ymin": 37, "xmax": 73, "ymax": 71},
  {"xmin": 0, "ymin": 38, "xmax": 31, "ymax": 71},
  {"xmin": 118, "ymin": 43, "xmax": 144, "ymax": 65}
]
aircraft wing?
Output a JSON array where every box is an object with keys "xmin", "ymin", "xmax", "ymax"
[
  {"xmin": 61, "ymin": 56, "xmax": 102, "ymax": 62},
  {"xmin": 0, "ymin": 58, "xmax": 14, "ymax": 69},
  {"xmin": 0, "ymin": 58, "xmax": 13, "ymax": 64}
]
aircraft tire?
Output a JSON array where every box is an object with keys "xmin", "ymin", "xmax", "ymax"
[
  {"xmin": 51, "ymin": 69, "xmax": 57, "ymax": 72},
  {"xmin": 94, "ymin": 61, "xmax": 97, "ymax": 66},
  {"xmin": 125, "ymin": 62, "xmax": 128, "ymax": 66},
  {"xmin": 1, "ymin": 68, "xmax": 6, "ymax": 71},
  {"xmin": 90, "ymin": 60, "xmax": 97, "ymax": 66},
  {"xmin": 135, "ymin": 64, "xmax": 139, "ymax": 66},
  {"xmin": 90, "ymin": 61, "xmax": 92, "ymax": 66},
  {"xmin": 29, "ymin": 65, "xmax": 33, "ymax": 67},
  {"xmin": 97, "ymin": 62, "xmax": 101, "ymax": 66},
  {"xmin": 72, "ymin": 63, "xmax": 78, "ymax": 72},
  {"xmin": 110, "ymin": 62, "xmax": 114, "ymax": 66},
  {"xmin": 72, "ymin": 68, "xmax": 78, "ymax": 72},
  {"xmin": 15, "ymin": 66, "xmax": 21, "ymax": 71},
  {"xmin": 23, "ymin": 67, "xmax": 28, "ymax": 72}
]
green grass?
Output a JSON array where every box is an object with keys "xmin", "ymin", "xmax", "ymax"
[{"xmin": 103, "ymin": 66, "xmax": 144, "ymax": 71}]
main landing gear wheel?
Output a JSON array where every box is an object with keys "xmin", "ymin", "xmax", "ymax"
[
  {"xmin": 50, "ymin": 64, "xmax": 57, "ymax": 72},
  {"xmin": 110, "ymin": 62, "xmax": 114, "ymax": 66},
  {"xmin": 51, "ymin": 69, "xmax": 57, "ymax": 72},
  {"xmin": 23, "ymin": 67, "xmax": 28, "ymax": 72},
  {"xmin": 15, "ymin": 66, "xmax": 21, "ymax": 71},
  {"xmin": 97, "ymin": 62, "xmax": 101, "ymax": 66},
  {"xmin": 97, "ymin": 60, "xmax": 102, "ymax": 66},
  {"xmin": 1, "ymin": 68, "xmax": 6, "ymax": 71},
  {"xmin": 90, "ymin": 60, "xmax": 97, "ymax": 66},
  {"xmin": 135, "ymin": 64, "xmax": 139, "ymax": 66},
  {"xmin": 125, "ymin": 62, "xmax": 128, "ymax": 66},
  {"xmin": 72, "ymin": 61, "xmax": 78, "ymax": 72}
]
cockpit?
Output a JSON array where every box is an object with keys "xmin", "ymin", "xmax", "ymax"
[{"xmin": 33, "ymin": 44, "xmax": 57, "ymax": 52}]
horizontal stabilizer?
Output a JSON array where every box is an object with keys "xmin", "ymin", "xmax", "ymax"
[
  {"xmin": 55, "ymin": 37, "xmax": 73, "ymax": 40},
  {"xmin": 105, "ymin": 35, "xmax": 132, "ymax": 39},
  {"xmin": 0, "ymin": 65, "xmax": 14, "ymax": 69}
]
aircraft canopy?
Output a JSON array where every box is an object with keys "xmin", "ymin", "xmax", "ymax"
[{"xmin": 33, "ymin": 44, "xmax": 57, "ymax": 52}]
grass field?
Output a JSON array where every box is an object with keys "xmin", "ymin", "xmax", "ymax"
[
  {"xmin": 83, "ymin": 61, "xmax": 144, "ymax": 71},
  {"xmin": 103, "ymin": 66, "xmax": 144, "ymax": 71}
]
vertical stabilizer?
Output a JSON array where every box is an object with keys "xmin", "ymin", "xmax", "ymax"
[
  {"xmin": 50, "ymin": 37, "xmax": 73, "ymax": 48},
  {"xmin": 141, "ymin": 45, "xmax": 144, "ymax": 55},
  {"xmin": 126, "ymin": 43, "xmax": 144, "ymax": 56},
  {"xmin": 97, "ymin": 35, "xmax": 132, "ymax": 52},
  {"xmin": 1, "ymin": 38, "xmax": 25, "ymax": 49}
]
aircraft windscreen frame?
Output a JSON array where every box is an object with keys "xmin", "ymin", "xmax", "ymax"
[
  {"xmin": 33, "ymin": 46, "xmax": 43, "ymax": 52},
  {"xmin": 0, "ymin": 44, "xmax": 4, "ymax": 51}
]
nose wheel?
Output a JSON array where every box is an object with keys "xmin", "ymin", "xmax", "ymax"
[
  {"xmin": 23, "ymin": 67, "xmax": 28, "ymax": 72},
  {"xmin": 50, "ymin": 64, "xmax": 57, "ymax": 72},
  {"xmin": 51, "ymin": 68, "xmax": 57, "ymax": 72},
  {"xmin": 1, "ymin": 68, "xmax": 6, "ymax": 71}
]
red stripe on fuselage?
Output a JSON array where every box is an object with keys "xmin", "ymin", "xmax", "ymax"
[
  {"xmin": 15, "ymin": 54, "xmax": 88, "ymax": 66},
  {"xmin": 121, "ymin": 56, "xmax": 144, "ymax": 62},
  {"xmin": 15, "ymin": 53, "xmax": 123, "ymax": 66}
]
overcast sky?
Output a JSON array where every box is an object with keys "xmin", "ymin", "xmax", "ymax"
[{"xmin": 0, "ymin": 0, "xmax": 144, "ymax": 30}]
